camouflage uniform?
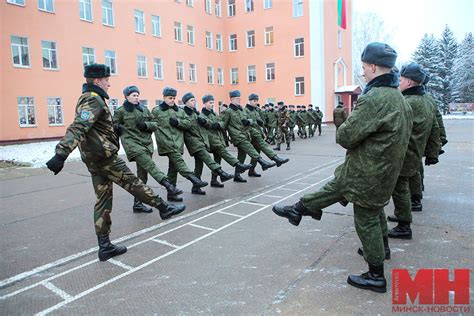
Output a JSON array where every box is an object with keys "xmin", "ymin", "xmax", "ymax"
[
  {"xmin": 296, "ymin": 108, "xmax": 307, "ymax": 138},
  {"xmin": 288, "ymin": 107, "xmax": 297, "ymax": 141},
  {"xmin": 55, "ymin": 84, "xmax": 164, "ymax": 235},
  {"xmin": 306, "ymin": 108, "xmax": 317, "ymax": 137},
  {"xmin": 265, "ymin": 108, "xmax": 278, "ymax": 144},
  {"xmin": 333, "ymin": 105, "xmax": 347, "ymax": 130},
  {"xmin": 314, "ymin": 108, "xmax": 324, "ymax": 135},
  {"xmin": 276, "ymin": 106, "xmax": 291, "ymax": 146}
]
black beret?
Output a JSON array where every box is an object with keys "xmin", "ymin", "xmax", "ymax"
[
  {"xmin": 248, "ymin": 93, "xmax": 259, "ymax": 101},
  {"xmin": 84, "ymin": 63, "xmax": 110, "ymax": 78},
  {"xmin": 401, "ymin": 62, "xmax": 426, "ymax": 83},
  {"xmin": 229, "ymin": 90, "xmax": 241, "ymax": 98},
  {"xmin": 361, "ymin": 42, "xmax": 397, "ymax": 68},
  {"xmin": 163, "ymin": 87, "xmax": 177, "ymax": 97},
  {"xmin": 202, "ymin": 94, "xmax": 214, "ymax": 103},
  {"xmin": 123, "ymin": 85, "xmax": 140, "ymax": 97},
  {"xmin": 182, "ymin": 92, "xmax": 195, "ymax": 104}
]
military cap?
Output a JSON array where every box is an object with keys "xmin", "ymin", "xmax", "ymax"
[
  {"xmin": 123, "ymin": 85, "xmax": 140, "ymax": 97},
  {"xmin": 229, "ymin": 90, "xmax": 241, "ymax": 98},
  {"xmin": 202, "ymin": 94, "xmax": 214, "ymax": 103},
  {"xmin": 163, "ymin": 87, "xmax": 177, "ymax": 97},
  {"xmin": 422, "ymin": 73, "xmax": 430, "ymax": 85},
  {"xmin": 248, "ymin": 93, "xmax": 259, "ymax": 101},
  {"xmin": 400, "ymin": 62, "xmax": 426, "ymax": 83},
  {"xmin": 338, "ymin": 101, "xmax": 344, "ymax": 105},
  {"xmin": 296, "ymin": 105, "xmax": 301, "ymax": 108},
  {"xmin": 269, "ymin": 103, "xmax": 274, "ymax": 107},
  {"xmin": 308, "ymin": 104, "xmax": 313, "ymax": 108},
  {"xmin": 289, "ymin": 104, "xmax": 295, "ymax": 108},
  {"xmin": 84, "ymin": 63, "xmax": 110, "ymax": 78},
  {"xmin": 361, "ymin": 42, "xmax": 397, "ymax": 68},
  {"xmin": 277, "ymin": 101, "xmax": 284, "ymax": 105},
  {"xmin": 182, "ymin": 92, "xmax": 195, "ymax": 104}
]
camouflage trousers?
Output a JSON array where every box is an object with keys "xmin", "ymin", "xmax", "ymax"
[
  {"xmin": 134, "ymin": 152, "xmax": 167, "ymax": 185},
  {"xmin": 297, "ymin": 124, "xmax": 307, "ymax": 138},
  {"xmin": 276, "ymin": 125, "xmax": 290, "ymax": 145},
  {"xmin": 307, "ymin": 123, "xmax": 314, "ymax": 136},
  {"xmin": 392, "ymin": 176, "xmax": 412, "ymax": 223},
  {"xmin": 315, "ymin": 123, "xmax": 322, "ymax": 135},
  {"xmin": 86, "ymin": 156, "xmax": 164, "ymax": 235},
  {"xmin": 266, "ymin": 125, "xmax": 277, "ymax": 143},
  {"xmin": 165, "ymin": 151, "xmax": 193, "ymax": 185},
  {"xmin": 301, "ymin": 178, "xmax": 387, "ymax": 266},
  {"xmin": 239, "ymin": 131, "xmax": 277, "ymax": 166},
  {"xmin": 193, "ymin": 149, "xmax": 221, "ymax": 179},
  {"xmin": 233, "ymin": 138, "xmax": 261, "ymax": 165},
  {"xmin": 409, "ymin": 161, "xmax": 423, "ymax": 200},
  {"xmin": 211, "ymin": 145, "xmax": 239, "ymax": 169},
  {"xmin": 288, "ymin": 125, "xmax": 296, "ymax": 141}
]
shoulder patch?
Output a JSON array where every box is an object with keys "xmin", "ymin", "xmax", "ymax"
[
  {"xmin": 80, "ymin": 110, "xmax": 92, "ymax": 120},
  {"xmin": 91, "ymin": 92, "xmax": 98, "ymax": 97}
]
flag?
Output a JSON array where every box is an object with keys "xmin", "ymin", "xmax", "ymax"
[{"xmin": 338, "ymin": 0, "xmax": 347, "ymax": 29}]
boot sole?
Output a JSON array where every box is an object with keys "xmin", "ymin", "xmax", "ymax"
[
  {"xmin": 388, "ymin": 234, "xmax": 412, "ymax": 240},
  {"xmin": 98, "ymin": 248, "xmax": 127, "ymax": 262},
  {"xmin": 272, "ymin": 208, "xmax": 301, "ymax": 226},
  {"xmin": 347, "ymin": 277, "xmax": 387, "ymax": 293},
  {"xmin": 160, "ymin": 207, "xmax": 186, "ymax": 220},
  {"xmin": 248, "ymin": 174, "xmax": 261, "ymax": 177},
  {"xmin": 211, "ymin": 184, "xmax": 224, "ymax": 188}
]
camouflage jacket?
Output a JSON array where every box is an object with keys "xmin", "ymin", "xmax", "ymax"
[
  {"xmin": 314, "ymin": 109, "xmax": 324, "ymax": 123},
  {"xmin": 307, "ymin": 109, "xmax": 318, "ymax": 123},
  {"xmin": 277, "ymin": 108, "xmax": 290, "ymax": 128},
  {"xmin": 265, "ymin": 109, "xmax": 278, "ymax": 128},
  {"xmin": 335, "ymin": 73, "xmax": 413, "ymax": 208},
  {"xmin": 55, "ymin": 84, "xmax": 119, "ymax": 163},
  {"xmin": 113, "ymin": 101, "xmax": 158, "ymax": 161},
  {"xmin": 244, "ymin": 104, "xmax": 265, "ymax": 138},
  {"xmin": 201, "ymin": 108, "xmax": 227, "ymax": 149},
  {"xmin": 221, "ymin": 103, "xmax": 253, "ymax": 145},
  {"xmin": 288, "ymin": 110, "xmax": 297, "ymax": 127},
  {"xmin": 333, "ymin": 106, "xmax": 347, "ymax": 127},
  {"xmin": 182, "ymin": 106, "xmax": 210, "ymax": 155},
  {"xmin": 151, "ymin": 102, "xmax": 191, "ymax": 155}
]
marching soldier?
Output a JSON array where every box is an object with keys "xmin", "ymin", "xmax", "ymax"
[
  {"xmin": 314, "ymin": 106, "xmax": 324, "ymax": 136},
  {"xmin": 274, "ymin": 101, "xmax": 291, "ymax": 150},
  {"xmin": 288, "ymin": 105, "xmax": 297, "ymax": 141},
  {"xmin": 265, "ymin": 103, "xmax": 278, "ymax": 145},
  {"xmin": 46, "ymin": 64, "xmax": 185, "ymax": 262},
  {"xmin": 296, "ymin": 105, "xmax": 308, "ymax": 138},
  {"xmin": 333, "ymin": 101, "xmax": 348, "ymax": 131},
  {"xmin": 306, "ymin": 104, "xmax": 316, "ymax": 137}
]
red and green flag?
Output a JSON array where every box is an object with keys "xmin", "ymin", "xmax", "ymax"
[{"xmin": 338, "ymin": 0, "xmax": 347, "ymax": 29}]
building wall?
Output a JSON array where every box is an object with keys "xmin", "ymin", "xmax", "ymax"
[{"xmin": 1, "ymin": 0, "xmax": 351, "ymax": 143}]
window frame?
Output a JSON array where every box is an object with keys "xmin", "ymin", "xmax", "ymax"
[
  {"xmin": 134, "ymin": 9, "xmax": 145, "ymax": 34},
  {"xmin": 189, "ymin": 63, "xmax": 197, "ymax": 82},
  {"xmin": 229, "ymin": 33, "xmax": 237, "ymax": 51},
  {"xmin": 227, "ymin": 0, "xmax": 235, "ymax": 17},
  {"xmin": 47, "ymin": 97, "xmax": 64, "ymax": 126},
  {"xmin": 137, "ymin": 55, "xmax": 148, "ymax": 78},
  {"xmin": 230, "ymin": 67, "xmax": 239, "ymax": 85},
  {"xmin": 247, "ymin": 65, "xmax": 256, "ymax": 83},
  {"xmin": 79, "ymin": 0, "xmax": 93, "ymax": 22},
  {"xmin": 217, "ymin": 67, "xmax": 224, "ymax": 85},
  {"xmin": 176, "ymin": 61, "xmax": 185, "ymax": 81},
  {"xmin": 264, "ymin": 26, "xmax": 274, "ymax": 45},
  {"xmin": 11, "ymin": 35, "xmax": 31, "ymax": 68},
  {"xmin": 152, "ymin": 15, "xmax": 161, "ymax": 37},
  {"xmin": 174, "ymin": 21, "xmax": 183, "ymax": 42},
  {"xmin": 206, "ymin": 31, "xmax": 213, "ymax": 49},
  {"xmin": 17, "ymin": 96, "xmax": 36, "ymax": 127},
  {"xmin": 105, "ymin": 50, "xmax": 117, "ymax": 75},
  {"xmin": 153, "ymin": 57, "xmax": 163, "ymax": 80},
  {"xmin": 294, "ymin": 76, "xmax": 305, "ymax": 96},
  {"xmin": 265, "ymin": 62, "xmax": 275, "ymax": 81},
  {"xmin": 246, "ymin": 30, "xmax": 255, "ymax": 48},
  {"xmin": 102, "ymin": 0, "xmax": 114, "ymax": 27},
  {"xmin": 294, "ymin": 37, "xmax": 304, "ymax": 57},
  {"xmin": 38, "ymin": 0, "xmax": 54, "ymax": 13},
  {"xmin": 82, "ymin": 46, "xmax": 96, "ymax": 66},
  {"xmin": 187, "ymin": 25, "xmax": 195, "ymax": 45},
  {"xmin": 41, "ymin": 40, "xmax": 59, "ymax": 70}
]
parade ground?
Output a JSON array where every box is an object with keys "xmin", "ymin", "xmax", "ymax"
[{"xmin": 1, "ymin": 120, "xmax": 472, "ymax": 315}]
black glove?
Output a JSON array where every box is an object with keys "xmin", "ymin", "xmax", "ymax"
[
  {"xmin": 257, "ymin": 119, "xmax": 264, "ymax": 127},
  {"xmin": 211, "ymin": 122, "xmax": 221, "ymax": 130},
  {"xmin": 46, "ymin": 154, "xmax": 66, "ymax": 175},
  {"xmin": 241, "ymin": 119, "xmax": 251, "ymax": 126},
  {"xmin": 169, "ymin": 117, "xmax": 179, "ymax": 127},
  {"xmin": 442, "ymin": 139, "xmax": 448, "ymax": 146},
  {"xmin": 197, "ymin": 117, "xmax": 207, "ymax": 127},
  {"xmin": 439, "ymin": 149, "xmax": 445, "ymax": 155},
  {"xmin": 425, "ymin": 157, "xmax": 439, "ymax": 166},
  {"xmin": 136, "ymin": 121, "xmax": 148, "ymax": 131},
  {"xmin": 114, "ymin": 124, "xmax": 125, "ymax": 136}
]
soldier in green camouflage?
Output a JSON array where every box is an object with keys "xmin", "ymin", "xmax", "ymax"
[
  {"xmin": 296, "ymin": 105, "xmax": 308, "ymax": 138},
  {"xmin": 306, "ymin": 104, "xmax": 316, "ymax": 137},
  {"xmin": 313, "ymin": 106, "xmax": 324, "ymax": 136},
  {"xmin": 333, "ymin": 101, "xmax": 348, "ymax": 131},
  {"xmin": 113, "ymin": 86, "xmax": 183, "ymax": 213},
  {"xmin": 265, "ymin": 103, "xmax": 278, "ymax": 145},
  {"xmin": 274, "ymin": 101, "xmax": 291, "ymax": 151},
  {"xmin": 288, "ymin": 105, "xmax": 297, "ymax": 141},
  {"xmin": 272, "ymin": 43, "xmax": 412, "ymax": 293},
  {"xmin": 46, "ymin": 64, "xmax": 185, "ymax": 262}
]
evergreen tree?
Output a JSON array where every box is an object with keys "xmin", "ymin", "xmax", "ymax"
[
  {"xmin": 452, "ymin": 32, "xmax": 474, "ymax": 103},
  {"xmin": 437, "ymin": 25, "xmax": 458, "ymax": 112}
]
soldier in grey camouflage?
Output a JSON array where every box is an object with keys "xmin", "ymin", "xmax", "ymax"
[{"xmin": 45, "ymin": 64, "xmax": 185, "ymax": 262}]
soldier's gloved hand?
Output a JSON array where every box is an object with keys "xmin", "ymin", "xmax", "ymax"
[
  {"xmin": 211, "ymin": 122, "xmax": 221, "ymax": 130},
  {"xmin": 425, "ymin": 157, "xmax": 439, "ymax": 166},
  {"xmin": 442, "ymin": 139, "xmax": 448, "ymax": 146},
  {"xmin": 439, "ymin": 149, "xmax": 445, "ymax": 155},
  {"xmin": 197, "ymin": 117, "xmax": 207, "ymax": 127},
  {"xmin": 114, "ymin": 124, "xmax": 125, "ymax": 136},
  {"xmin": 136, "ymin": 121, "xmax": 148, "ymax": 131},
  {"xmin": 169, "ymin": 117, "xmax": 179, "ymax": 127},
  {"xmin": 241, "ymin": 119, "xmax": 251, "ymax": 126},
  {"xmin": 257, "ymin": 119, "xmax": 264, "ymax": 127},
  {"xmin": 46, "ymin": 154, "xmax": 66, "ymax": 175}
]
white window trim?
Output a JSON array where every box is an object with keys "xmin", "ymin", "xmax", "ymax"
[
  {"xmin": 263, "ymin": 0, "xmax": 272, "ymax": 9},
  {"xmin": 207, "ymin": 66, "xmax": 215, "ymax": 84},
  {"xmin": 227, "ymin": 0, "xmax": 235, "ymax": 17},
  {"xmin": 11, "ymin": 36, "xmax": 32, "ymax": 68},
  {"xmin": 294, "ymin": 77, "xmax": 305, "ymax": 96},
  {"xmin": 137, "ymin": 55, "xmax": 148, "ymax": 78},
  {"xmin": 206, "ymin": 31, "xmax": 213, "ymax": 49},
  {"xmin": 17, "ymin": 97, "xmax": 37, "ymax": 127},
  {"xmin": 229, "ymin": 34, "xmax": 237, "ymax": 52},
  {"xmin": 246, "ymin": 30, "xmax": 255, "ymax": 48},
  {"xmin": 176, "ymin": 62, "xmax": 185, "ymax": 82},
  {"xmin": 244, "ymin": 0, "xmax": 254, "ymax": 12},
  {"xmin": 187, "ymin": 25, "xmax": 195, "ymax": 45},
  {"xmin": 42, "ymin": 40, "xmax": 59, "ymax": 70},
  {"xmin": 265, "ymin": 63, "xmax": 275, "ymax": 81},
  {"xmin": 247, "ymin": 65, "xmax": 256, "ymax": 83},
  {"xmin": 102, "ymin": 0, "xmax": 115, "ymax": 27},
  {"xmin": 134, "ymin": 10, "xmax": 145, "ymax": 34},
  {"xmin": 152, "ymin": 15, "xmax": 161, "ymax": 37},
  {"xmin": 217, "ymin": 68, "xmax": 224, "ymax": 85},
  {"xmin": 294, "ymin": 37, "xmax": 304, "ymax": 58},
  {"xmin": 153, "ymin": 58, "xmax": 163, "ymax": 80},
  {"xmin": 215, "ymin": 0, "xmax": 222, "ymax": 17},
  {"xmin": 105, "ymin": 50, "xmax": 117, "ymax": 75},
  {"xmin": 230, "ymin": 68, "xmax": 238, "ymax": 85},
  {"xmin": 189, "ymin": 63, "xmax": 197, "ymax": 82},
  {"xmin": 47, "ymin": 96, "xmax": 64, "ymax": 126},
  {"xmin": 79, "ymin": 0, "xmax": 93, "ymax": 22},
  {"xmin": 174, "ymin": 22, "xmax": 183, "ymax": 42},
  {"xmin": 82, "ymin": 47, "xmax": 96, "ymax": 66},
  {"xmin": 38, "ymin": 0, "xmax": 55, "ymax": 13},
  {"xmin": 7, "ymin": 0, "xmax": 26, "ymax": 7}
]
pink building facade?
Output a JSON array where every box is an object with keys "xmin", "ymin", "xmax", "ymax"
[{"xmin": 1, "ymin": 0, "xmax": 352, "ymax": 143}]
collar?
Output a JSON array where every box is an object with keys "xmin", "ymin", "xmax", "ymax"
[
  {"xmin": 82, "ymin": 83, "xmax": 109, "ymax": 100},
  {"xmin": 229, "ymin": 103, "xmax": 242, "ymax": 111},
  {"xmin": 402, "ymin": 85, "xmax": 426, "ymax": 96},
  {"xmin": 184, "ymin": 106, "xmax": 195, "ymax": 116},
  {"xmin": 202, "ymin": 108, "xmax": 213, "ymax": 116},
  {"xmin": 362, "ymin": 73, "xmax": 399, "ymax": 95},
  {"xmin": 245, "ymin": 104, "xmax": 255, "ymax": 111},
  {"xmin": 123, "ymin": 100, "xmax": 144, "ymax": 112}
]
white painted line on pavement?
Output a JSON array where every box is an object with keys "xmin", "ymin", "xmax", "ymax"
[
  {"xmin": 150, "ymin": 239, "xmax": 180, "ymax": 249},
  {"xmin": 217, "ymin": 211, "xmax": 244, "ymax": 218},
  {"xmin": 261, "ymin": 194, "xmax": 284, "ymax": 198},
  {"xmin": 42, "ymin": 282, "xmax": 73, "ymax": 301},
  {"xmin": 107, "ymin": 259, "xmax": 134, "ymax": 271},
  {"xmin": 275, "ymin": 187, "xmax": 298, "ymax": 192},
  {"xmin": 292, "ymin": 182, "xmax": 313, "ymax": 185},
  {"xmin": 240, "ymin": 201, "xmax": 267, "ymax": 207},
  {"xmin": 188, "ymin": 223, "xmax": 216, "ymax": 231}
]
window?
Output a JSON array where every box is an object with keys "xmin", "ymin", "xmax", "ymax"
[
  {"xmin": 134, "ymin": 10, "xmax": 145, "ymax": 33},
  {"xmin": 338, "ymin": 30, "xmax": 342, "ymax": 49},
  {"xmin": 189, "ymin": 63, "xmax": 196, "ymax": 82},
  {"xmin": 42, "ymin": 41, "xmax": 58, "ymax": 70},
  {"xmin": 247, "ymin": 65, "xmax": 256, "ymax": 83},
  {"xmin": 246, "ymin": 30, "xmax": 255, "ymax": 48},
  {"xmin": 137, "ymin": 55, "xmax": 147, "ymax": 77},
  {"xmin": 186, "ymin": 0, "xmax": 193, "ymax": 6},
  {"xmin": 245, "ymin": 0, "xmax": 254, "ymax": 12},
  {"xmin": 176, "ymin": 61, "xmax": 184, "ymax": 81},
  {"xmin": 108, "ymin": 98, "xmax": 119, "ymax": 115},
  {"xmin": 174, "ymin": 22, "xmax": 182, "ymax": 42},
  {"xmin": 293, "ymin": 0, "xmax": 303, "ymax": 17},
  {"xmin": 294, "ymin": 37, "xmax": 304, "ymax": 57},
  {"xmin": 230, "ymin": 67, "xmax": 238, "ymax": 85},
  {"xmin": 105, "ymin": 50, "xmax": 117, "ymax": 74},
  {"xmin": 187, "ymin": 25, "xmax": 195, "ymax": 45},
  {"xmin": 207, "ymin": 66, "xmax": 214, "ymax": 84},
  {"xmin": 102, "ymin": 0, "xmax": 114, "ymax": 26},
  {"xmin": 228, "ymin": 0, "xmax": 235, "ymax": 16},
  {"xmin": 17, "ymin": 97, "xmax": 36, "ymax": 127},
  {"xmin": 48, "ymin": 97, "xmax": 63, "ymax": 126},
  {"xmin": 153, "ymin": 58, "xmax": 163, "ymax": 79},
  {"xmin": 79, "ymin": 0, "xmax": 92, "ymax": 21},
  {"xmin": 216, "ymin": 34, "xmax": 223, "ymax": 52},
  {"xmin": 11, "ymin": 36, "xmax": 30, "ymax": 67},
  {"xmin": 266, "ymin": 62, "xmax": 275, "ymax": 81},
  {"xmin": 206, "ymin": 31, "xmax": 213, "ymax": 49},
  {"xmin": 264, "ymin": 0, "xmax": 272, "ymax": 9},
  {"xmin": 152, "ymin": 15, "xmax": 161, "ymax": 37},
  {"xmin": 38, "ymin": 0, "xmax": 54, "ymax": 12},
  {"xmin": 215, "ymin": 0, "xmax": 221, "ymax": 16},
  {"xmin": 229, "ymin": 34, "xmax": 237, "ymax": 51},
  {"xmin": 205, "ymin": 0, "xmax": 211, "ymax": 13},
  {"xmin": 82, "ymin": 47, "xmax": 95, "ymax": 66},
  {"xmin": 295, "ymin": 76, "xmax": 305, "ymax": 95},
  {"xmin": 264, "ymin": 26, "xmax": 274, "ymax": 45},
  {"xmin": 217, "ymin": 68, "xmax": 224, "ymax": 85},
  {"xmin": 7, "ymin": 0, "xmax": 25, "ymax": 5}
]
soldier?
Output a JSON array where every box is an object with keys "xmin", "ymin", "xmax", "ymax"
[
  {"xmin": 200, "ymin": 94, "xmax": 252, "ymax": 188},
  {"xmin": 386, "ymin": 63, "xmax": 440, "ymax": 240},
  {"xmin": 272, "ymin": 43, "xmax": 412, "ymax": 293},
  {"xmin": 296, "ymin": 105, "xmax": 307, "ymax": 138},
  {"xmin": 288, "ymin": 105, "xmax": 297, "ymax": 141},
  {"xmin": 274, "ymin": 101, "xmax": 291, "ymax": 150},
  {"xmin": 265, "ymin": 103, "xmax": 278, "ymax": 145},
  {"xmin": 333, "ymin": 101, "xmax": 348, "ymax": 131},
  {"xmin": 113, "ymin": 86, "xmax": 183, "ymax": 213},
  {"xmin": 306, "ymin": 104, "xmax": 316, "ymax": 137},
  {"xmin": 151, "ymin": 87, "xmax": 208, "ymax": 202},
  {"xmin": 45, "ymin": 64, "xmax": 185, "ymax": 262},
  {"xmin": 180, "ymin": 92, "xmax": 234, "ymax": 195},
  {"xmin": 220, "ymin": 90, "xmax": 277, "ymax": 182},
  {"xmin": 314, "ymin": 106, "xmax": 324, "ymax": 136}
]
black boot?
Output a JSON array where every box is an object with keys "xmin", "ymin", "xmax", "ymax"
[
  {"xmin": 248, "ymin": 167, "xmax": 261, "ymax": 177},
  {"xmin": 97, "ymin": 234, "xmax": 127, "ymax": 262},
  {"xmin": 233, "ymin": 170, "xmax": 247, "ymax": 183},
  {"xmin": 210, "ymin": 174, "xmax": 224, "ymax": 188},
  {"xmin": 157, "ymin": 201, "xmax": 186, "ymax": 220},
  {"xmin": 186, "ymin": 174, "xmax": 208, "ymax": 188},
  {"xmin": 411, "ymin": 200, "xmax": 422, "ymax": 212},
  {"xmin": 160, "ymin": 179, "xmax": 183, "ymax": 196},
  {"xmin": 215, "ymin": 168, "xmax": 233, "ymax": 182},
  {"xmin": 273, "ymin": 143, "xmax": 281, "ymax": 151},
  {"xmin": 133, "ymin": 198, "xmax": 153, "ymax": 213},
  {"xmin": 272, "ymin": 201, "xmax": 322, "ymax": 226},
  {"xmin": 286, "ymin": 143, "xmax": 291, "ymax": 150},
  {"xmin": 272, "ymin": 155, "xmax": 290, "ymax": 167},
  {"xmin": 347, "ymin": 263, "xmax": 387, "ymax": 293},
  {"xmin": 387, "ymin": 214, "xmax": 400, "ymax": 222},
  {"xmin": 339, "ymin": 198, "xmax": 349, "ymax": 207},
  {"xmin": 167, "ymin": 193, "xmax": 183, "ymax": 202},
  {"xmin": 257, "ymin": 157, "xmax": 277, "ymax": 171},
  {"xmin": 388, "ymin": 222, "xmax": 412, "ymax": 239},
  {"xmin": 358, "ymin": 236, "xmax": 391, "ymax": 260},
  {"xmin": 192, "ymin": 186, "xmax": 206, "ymax": 195},
  {"xmin": 235, "ymin": 162, "xmax": 252, "ymax": 173}
]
